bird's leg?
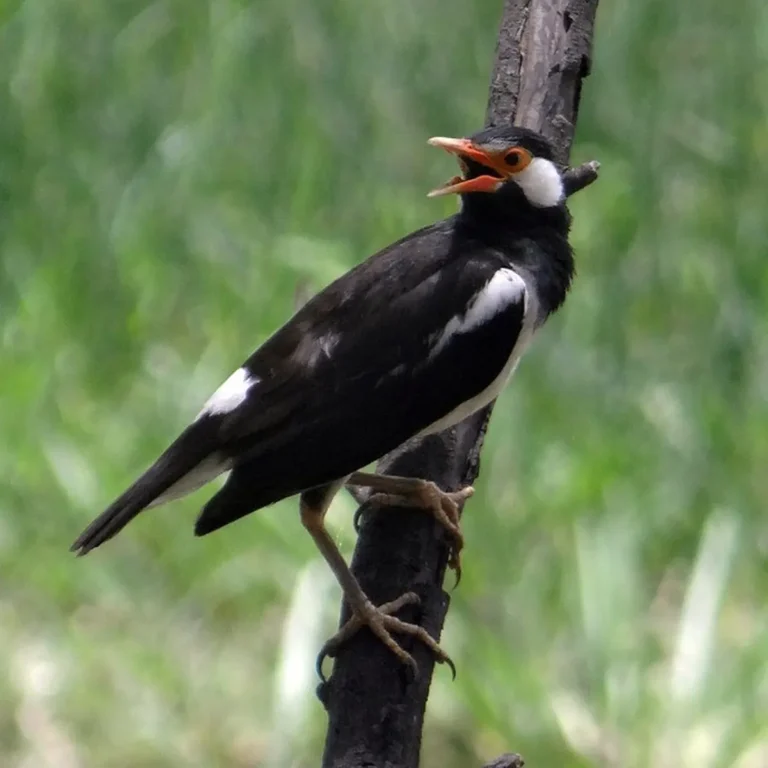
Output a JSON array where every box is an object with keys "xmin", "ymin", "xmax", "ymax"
[
  {"xmin": 347, "ymin": 472, "xmax": 473, "ymax": 577},
  {"xmin": 300, "ymin": 486, "xmax": 453, "ymax": 680}
]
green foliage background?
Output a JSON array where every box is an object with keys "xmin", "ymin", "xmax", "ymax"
[{"xmin": 2, "ymin": 0, "xmax": 768, "ymax": 765}]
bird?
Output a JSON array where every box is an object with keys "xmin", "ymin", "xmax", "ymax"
[{"xmin": 72, "ymin": 125, "xmax": 575, "ymax": 675}]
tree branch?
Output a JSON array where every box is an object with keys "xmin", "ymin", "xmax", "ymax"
[
  {"xmin": 320, "ymin": 2, "xmax": 599, "ymax": 766},
  {"xmin": 482, "ymin": 754, "xmax": 525, "ymax": 768},
  {"xmin": 564, "ymin": 159, "xmax": 600, "ymax": 196}
]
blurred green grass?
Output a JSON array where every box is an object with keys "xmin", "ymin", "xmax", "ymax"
[{"xmin": 2, "ymin": 0, "xmax": 768, "ymax": 765}]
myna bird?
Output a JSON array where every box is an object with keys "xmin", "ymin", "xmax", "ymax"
[{"xmin": 72, "ymin": 126, "xmax": 575, "ymax": 675}]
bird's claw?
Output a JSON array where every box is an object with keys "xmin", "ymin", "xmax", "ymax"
[
  {"xmin": 354, "ymin": 483, "xmax": 472, "ymax": 585},
  {"xmin": 353, "ymin": 493, "xmax": 395, "ymax": 533},
  {"xmin": 419, "ymin": 483, "xmax": 473, "ymax": 586},
  {"xmin": 352, "ymin": 501, "xmax": 368, "ymax": 533},
  {"xmin": 316, "ymin": 591, "xmax": 456, "ymax": 682}
]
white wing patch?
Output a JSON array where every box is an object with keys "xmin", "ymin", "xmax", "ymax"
[
  {"xmin": 513, "ymin": 157, "xmax": 564, "ymax": 208},
  {"xmin": 198, "ymin": 367, "xmax": 257, "ymax": 417},
  {"xmin": 430, "ymin": 268, "xmax": 527, "ymax": 356}
]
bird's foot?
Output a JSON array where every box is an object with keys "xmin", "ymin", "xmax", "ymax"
[
  {"xmin": 316, "ymin": 591, "xmax": 455, "ymax": 682},
  {"xmin": 353, "ymin": 481, "xmax": 473, "ymax": 581}
]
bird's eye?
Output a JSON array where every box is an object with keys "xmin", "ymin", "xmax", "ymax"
[{"xmin": 504, "ymin": 148, "xmax": 532, "ymax": 171}]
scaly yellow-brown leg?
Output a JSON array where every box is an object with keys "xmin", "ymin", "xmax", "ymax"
[{"xmin": 300, "ymin": 483, "xmax": 454, "ymax": 680}]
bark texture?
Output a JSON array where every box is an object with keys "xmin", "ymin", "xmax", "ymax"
[{"xmin": 321, "ymin": 2, "xmax": 599, "ymax": 766}]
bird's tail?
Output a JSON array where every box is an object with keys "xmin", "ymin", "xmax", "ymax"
[{"xmin": 71, "ymin": 426, "xmax": 216, "ymax": 555}]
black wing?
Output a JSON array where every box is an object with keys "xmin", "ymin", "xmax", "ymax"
[
  {"xmin": 196, "ymin": 252, "xmax": 529, "ymax": 533},
  {"xmin": 71, "ymin": 221, "xmax": 457, "ymax": 553},
  {"xmin": 72, "ymin": 220, "xmax": 530, "ymax": 551}
]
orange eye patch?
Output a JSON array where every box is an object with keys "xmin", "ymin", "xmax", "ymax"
[{"xmin": 502, "ymin": 147, "xmax": 532, "ymax": 171}]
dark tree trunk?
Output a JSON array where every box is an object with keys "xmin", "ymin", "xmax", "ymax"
[{"xmin": 320, "ymin": 2, "xmax": 600, "ymax": 766}]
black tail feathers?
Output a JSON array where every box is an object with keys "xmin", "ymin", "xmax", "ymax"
[{"xmin": 71, "ymin": 428, "xmax": 214, "ymax": 555}]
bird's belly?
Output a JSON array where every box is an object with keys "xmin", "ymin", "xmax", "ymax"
[{"xmin": 418, "ymin": 327, "xmax": 536, "ymax": 437}]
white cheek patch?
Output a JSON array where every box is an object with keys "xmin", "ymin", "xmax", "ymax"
[
  {"xmin": 514, "ymin": 157, "xmax": 564, "ymax": 208},
  {"xmin": 198, "ymin": 367, "xmax": 257, "ymax": 417},
  {"xmin": 430, "ymin": 268, "xmax": 527, "ymax": 355}
]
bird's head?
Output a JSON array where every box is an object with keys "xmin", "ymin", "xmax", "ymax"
[{"xmin": 427, "ymin": 126, "xmax": 564, "ymax": 209}]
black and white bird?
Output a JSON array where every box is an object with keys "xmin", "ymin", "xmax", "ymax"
[{"xmin": 72, "ymin": 125, "xmax": 575, "ymax": 672}]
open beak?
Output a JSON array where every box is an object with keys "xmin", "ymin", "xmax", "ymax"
[{"xmin": 427, "ymin": 136, "xmax": 507, "ymax": 197}]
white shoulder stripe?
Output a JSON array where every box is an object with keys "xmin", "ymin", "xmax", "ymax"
[
  {"xmin": 430, "ymin": 268, "xmax": 527, "ymax": 355},
  {"xmin": 198, "ymin": 367, "xmax": 257, "ymax": 418}
]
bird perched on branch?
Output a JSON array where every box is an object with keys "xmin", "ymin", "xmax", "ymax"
[{"xmin": 72, "ymin": 125, "xmax": 575, "ymax": 675}]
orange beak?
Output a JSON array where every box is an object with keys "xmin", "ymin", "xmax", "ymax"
[{"xmin": 427, "ymin": 136, "xmax": 507, "ymax": 197}]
